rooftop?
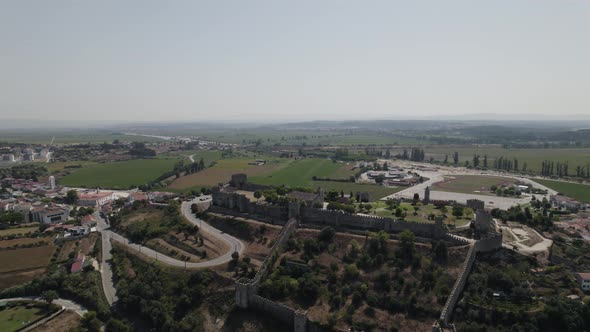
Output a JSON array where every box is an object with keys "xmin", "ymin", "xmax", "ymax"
[{"xmin": 287, "ymin": 191, "xmax": 318, "ymax": 202}]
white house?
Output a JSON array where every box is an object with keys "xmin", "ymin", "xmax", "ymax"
[{"xmin": 576, "ymin": 273, "xmax": 590, "ymax": 291}]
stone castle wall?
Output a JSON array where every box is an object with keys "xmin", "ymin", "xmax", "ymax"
[
  {"xmin": 438, "ymin": 232, "xmax": 503, "ymax": 326},
  {"xmin": 211, "ymin": 190, "xmax": 446, "ymax": 238}
]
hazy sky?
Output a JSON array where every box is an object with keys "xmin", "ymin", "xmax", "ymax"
[{"xmin": 1, "ymin": 1, "xmax": 589, "ymax": 124}]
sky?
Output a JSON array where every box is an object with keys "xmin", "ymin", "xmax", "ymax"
[{"xmin": 1, "ymin": 1, "xmax": 589, "ymax": 125}]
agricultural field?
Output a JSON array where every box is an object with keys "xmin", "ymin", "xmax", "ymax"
[
  {"xmin": 0, "ymin": 237, "xmax": 50, "ymax": 249},
  {"xmin": 0, "ymin": 268, "xmax": 47, "ymax": 291},
  {"xmin": 0, "ymin": 245, "xmax": 56, "ymax": 273},
  {"xmin": 423, "ymin": 147, "xmax": 590, "ymax": 174},
  {"xmin": 46, "ymin": 160, "xmax": 100, "ymax": 175},
  {"xmin": 432, "ymin": 175, "xmax": 518, "ymax": 195},
  {"xmin": 0, "ymin": 226, "xmax": 39, "ymax": 237},
  {"xmin": 0, "ymin": 131, "xmax": 164, "ymax": 145},
  {"xmin": 167, "ymin": 157, "xmax": 288, "ymax": 191},
  {"xmin": 0, "ymin": 303, "xmax": 53, "ymax": 332},
  {"xmin": 534, "ymin": 179, "xmax": 590, "ymax": 203},
  {"xmin": 249, "ymin": 158, "xmax": 353, "ymax": 187},
  {"xmin": 59, "ymin": 158, "xmax": 181, "ymax": 189},
  {"xmin": 171, "ymin": 150, "xmax": 223, "ymax": 167}
]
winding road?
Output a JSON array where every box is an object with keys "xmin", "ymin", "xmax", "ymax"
[
  {"xmin": 94, "ymin": 197, "xmax": 245, "ymax": 305},
  {"xmin": 0, "ymin": 297, "xmax": 88, "ymax": 316}
]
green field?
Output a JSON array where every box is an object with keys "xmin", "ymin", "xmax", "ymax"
[
  {"xmin": 0, "ymin": 304, "xmax": 49, "ymax": 332},
  {"xmin": 59, "ymin": 158, "xmax": 181, "ymax": 189},
  {"xmin": 423, "ymin": 147, "xmax": 590, "ymax": 174},
  {"xmin": 249, "ymin": 158, "xmax": 349, "ymax": 187},
  {"xmin": 0, "ymin": 132, "xmax": 164, "ymax": 145},
  {"xmin": 534, "ymin": 179, "xmax": 590, "ymax": 203},
  {"xmin": 181, "ymin": 150, "xmax": 223, "ymax": 167},
  {"xmin": 432, "ymin": 175, "xmax": 517, "ymax": 195}
]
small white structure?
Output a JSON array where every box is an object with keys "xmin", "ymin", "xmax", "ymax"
[
  {"xmin": 576, "ymin": 273, "xmax": 590, "ymax": 291},
  {"xmin": 48, "ymin": 176, "xmax": 56, "ymax": 190}
]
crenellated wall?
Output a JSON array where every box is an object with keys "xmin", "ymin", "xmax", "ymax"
[
  {"xmin": 438, "ymin": 232, "xmax": 503, "ymax": 326},
  {"xmin": 219, "ymin": 185, "xmax": 502, "ymax": 331},
  {"xmin": 211, "ymin": 190, "xmax": 447, "ymax": 238}
]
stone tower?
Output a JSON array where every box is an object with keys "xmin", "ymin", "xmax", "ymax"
[{"xmin": 424, "ymin": 186, "xmax": 431, "ymax": 205}]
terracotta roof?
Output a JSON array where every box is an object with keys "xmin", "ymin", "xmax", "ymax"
[
  {"xmin": 79, "ymin": 192, "xmax": 113, "ymax": 200},
  {"xmin": 578, "ymin": 272, "xmax": 590, "ymax": 280}
]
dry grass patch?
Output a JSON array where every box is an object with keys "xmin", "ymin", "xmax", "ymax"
[
  {"xmin": 30, "ymin": 310, "xmax": 82, "ymax": 332},
  {"xmin": 0, "ymin": 245, "xmax": 56, "ymax": 273},
  {"xmin": 0, "ymin": 267, "xmax": 47, "ymax": 290}
]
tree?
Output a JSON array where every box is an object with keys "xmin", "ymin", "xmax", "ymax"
[
  {"xmin": 106, "ymin": 319, "xmax": 134, "ymax": 332},
  {"xmin": 42, "ymin": 290, "xmax": 58, "ymax": 304},
  {"xmin": 399, "ymin": 230, "xmax": 415, "ymax": 261},
  {"xmin": 452, "ymin": 205, "xmax": 464, "ymax": 218},
  {"xmin": 453, "ymin": 152, "xmax": 459, "ymax": 165},
  {"xmin": 254, "ymin": 191, "xmax": 262, "ymax": 199},
  {"xmin": 82, "ymin": 311, "xmax": 102, "ymax": 332},
  {"xmin": 318, "ymin": 227, "xmax": 336, "ymax": 243},
  {"xmin": 344, "ymin": 264, "xmax": 360, "ymax": 281},
  {"xmin": 65, "ymin": 189, "xmax": 78, "ymax": 204}
]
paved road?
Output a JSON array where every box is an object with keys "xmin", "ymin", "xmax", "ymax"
[
  {"xmin": 95, "ymin": 212, "xmax": 118, "ymax": 305},
  {"xmin": 99, "ymin": 198, "xmax": 244, "ymax": 269},
  {"xmin": 0, "ymin": 297, "xmax": 88, "ymax": 317},
  {"xmin": 381, "ymin": 162, "xmax": 558, "ymax": 210}
]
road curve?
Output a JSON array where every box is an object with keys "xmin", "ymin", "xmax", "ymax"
[
  {"xmin": 105, "ymin": 199, "xmax": 245, "ymax": 269},
  {"xmin": 0, "ymin": 297, "xmax": 88, "ymax": 317}
]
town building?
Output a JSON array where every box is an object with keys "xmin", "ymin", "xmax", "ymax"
[
  {"xmin": 575, "ymin": 273, "xmax": 590, "ymax": 291},
  {"xmin": 30, "ymin": 205, "xmax": 71, "ymax": 224},
  {"xmin": 551, "ymin": 195, "xmax": 584, "ymax": 211},
  {"xmin": 48, "ymin": 176, "xmax": 56, "ymax": 190},
  {"xmin": 77, "ymin": 191, "xmax": 116, "ymax": 207},
  {"xmin": 70, "ymin": 252, "xmax": 86, "ymax": 273},
  {"xmin": 1, "ymin": 154, "xmax": 16, "ymax": 162}
]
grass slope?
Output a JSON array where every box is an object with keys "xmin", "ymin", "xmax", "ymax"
[
  {"xmin": 534, "ymin": 179, "xmax": 590, "ymax": 203},
  {"xmin": 59, "ymin": 158, "xmax": 180, "ymax": 189}
]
